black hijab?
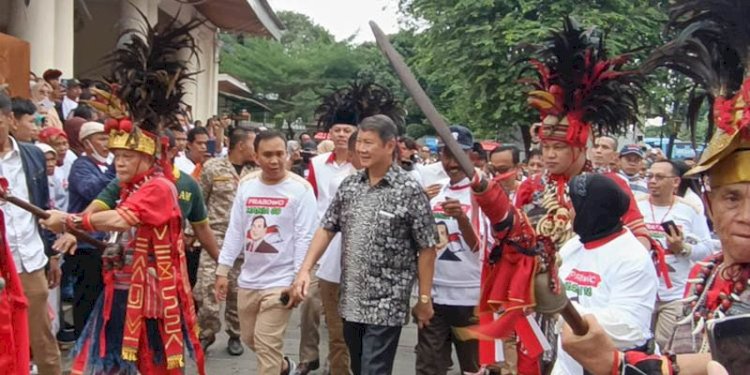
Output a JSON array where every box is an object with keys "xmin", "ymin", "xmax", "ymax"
[{"xmin": 568, "ymin": 174, "xmax": 630, "ymax": 244}]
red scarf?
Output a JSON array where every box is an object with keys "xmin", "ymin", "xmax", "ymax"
[{"xmin": 0, "ymin": 211, "xmax": 30, "ymax": 375}]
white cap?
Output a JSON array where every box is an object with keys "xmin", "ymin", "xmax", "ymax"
[
  {"xmin": 79, "ymin": 121, "xmax": 105, "ymax": 142},
  {"xmin": 36, "ymin": 142, "xmax": 57, "ymax": 156}
]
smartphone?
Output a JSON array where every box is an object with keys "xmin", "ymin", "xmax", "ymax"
[
  {"xmin": 206, "ymin": 139, "xmax": 216, "ymax": 156},
  {"xmin": 707, "ymin": 315, "xmax": 750, "ymax": 373},
  {"xmin": 660, "ymin": 220, "xmax": 680, "ymax": 236}
]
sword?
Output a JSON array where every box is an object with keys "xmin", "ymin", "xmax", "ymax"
[
  {"xmin": 369, "ymin": 21, "xmax": 475, "ymax": 179},
  {"xmin": 369, "ymin": 21, "xmax": 589, "ymax": 336},
  {"xmin": 0, "ymin": 178, "xmax": 107, "ymax": 251}
]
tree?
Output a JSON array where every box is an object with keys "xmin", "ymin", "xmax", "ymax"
[{"xmin": 398, "ymin": 0, "xmax": 670, "ymax": 149}]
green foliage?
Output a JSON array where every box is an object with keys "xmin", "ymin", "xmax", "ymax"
[
  {"xmin": 398, "ymin": 0, "xmax": 671, "ymax": 148},
  {"xmin": 219, "ymin": 11, "xmax": 420, "ymax": 128}
]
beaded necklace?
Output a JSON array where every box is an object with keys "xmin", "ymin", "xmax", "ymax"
[{"xmin": 682, "ymin": 254, "xmax": 750, "ymax": 334}]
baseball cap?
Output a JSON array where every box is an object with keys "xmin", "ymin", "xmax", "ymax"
[
  {"xmin": 440, "ymin": 125, "xmax": 474, "ymax": 150},
  {"xmin": 79, "ymin": 121, "xmax": 105, "ymax": 141},
  {"xmin": 36, "ymin": 143, "xmax": 57, "ymax": 156},
  {"xmin": 619, "ymin": 144, "xmax": 644, "ymax": 158},
  {"xmin": 64, "ymin": 78, "xmax": 82, "ymax": 88}
]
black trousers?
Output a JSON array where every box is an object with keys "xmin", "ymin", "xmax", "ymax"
[
  {"xmin": 415, "ymin": 304, "xmax": 479, "ymax": 375},
  {"xmin": 343, "ymin": 320, "xmax": 402, "ymax": 375},
  {"xmin": 186, "ymin": 246, "xmax": 201, "ymax": 288},
  {"xmin": 67, "ymin": 249, "xmax": 103, "ymax": 337}
]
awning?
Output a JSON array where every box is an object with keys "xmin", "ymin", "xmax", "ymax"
[
  {"xmin": 195, "ymin": 0, "xmax": 284, "ymax": 40},
  {"xmin": 219, "ymin": 91, "xmax": 272, "ymax": 112}
]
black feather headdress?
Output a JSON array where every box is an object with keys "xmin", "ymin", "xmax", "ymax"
[
  {"xmin": 86, "ymin": 7, "xmax": 201, "ymax": 141},
  {"xmin": 644, "ymin": 0, "xmax": 750, "ymax": 180},
  {"xmin": 315, "ymin": 81, "xmax": 406, "ymax": 134},
  {"xmin": 522, "ymin": 17, "xmax": 643, "ymax": 147}
]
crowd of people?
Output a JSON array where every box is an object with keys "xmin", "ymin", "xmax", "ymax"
[{"xmin": 1, "ymin": 2, "xmax": 749, "ymax": 375}]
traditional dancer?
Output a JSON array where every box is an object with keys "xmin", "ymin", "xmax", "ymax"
[
  {"xmin": 561, "ymin": 0, "xmax": 750, "ymax": 373},
  {"xmin": 39, "ymin": 12, "xmax": 205, "ymax": 375},
  {"xmin": 465, "ymin": 17, "xmax": 653, "ymax": 374}
]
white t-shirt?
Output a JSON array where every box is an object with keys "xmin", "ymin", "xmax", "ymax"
[
  {"xmin": 174, "ymin": 155, "xmax": 196, "ymax": 175},
  {"xmin": 417, "ymin": 162, "xmax": 447, "ymax": 187},
  {"xmin": 429, "ymin": 177, "xmax": 489, "ymax": 306},
  {"xmin": 553, "ymin": 230, "xmax": 657, "ymax": 375},
  {"xmin": 637, "ymin": 196, "xmax": 713, "ymax": 301},
  {"xmin": 218, "ymin": 172, "xmax": 317, "ymax": 289},
  {"xmin": 316, "ymin": 169, "xmax": 355, "ymax": 283},
  {"xmin": 308, "ymin": 152, "xmax": 353, "ymax": 283}
]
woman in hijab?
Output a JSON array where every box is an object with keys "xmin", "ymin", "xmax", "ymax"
[{"xmin": 552, "ymin": 174, "xmax": 659, "ymax": 375}]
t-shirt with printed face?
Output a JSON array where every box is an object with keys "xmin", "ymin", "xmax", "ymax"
[
  {"xmin": 218, "ymin": 172, "xmax": 317, "ymax": 289},
  {"xmin": 429, "ymin": 177, "xmax": 489, "ymax": 306}
]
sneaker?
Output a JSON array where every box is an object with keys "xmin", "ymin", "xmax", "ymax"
[
  {"xmin": 200, "ymin": 336, "xmax": 215, "ymax": 351},
  {"xmin": 226, "ymin": 337, "xmax": 244, "ymax": 356},
  {"xmin": 295, "ymin": 358, "xmax": 320, "ymax": 374},
  {"xmin": 282, "ymin": 356, "xmax": 296, "ymax": 375}
]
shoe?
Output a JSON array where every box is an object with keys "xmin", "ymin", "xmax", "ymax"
[
  {"xmin": 56, "ymin": 327, "xmax": 76, "ymax": 343},
  {"xmin": 282, "ymin": 357, "xmax": 297, "ymax": 375},
  {"xmin": 295, "ymin": 358, "xmax": 319, "ymax": 374},
  {"xmin": 200, "ymin": 336, "xmax": 215, "ymax": 351},
  {"xmin": 226, "ymin": 337, "xmax": 244, "ymax": 356}
]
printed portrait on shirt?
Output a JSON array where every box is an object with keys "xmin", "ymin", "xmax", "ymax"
[
  {"xmin": 435, "ymin": 221, "xmax": 463, "ymax": 261},
  {"xmin": 245, "ymin": 215, "xmax": 280, "ymax": 253},
  {"xmin": 244, "ymin": 196, "xmax": 291, "ymax": 254}
]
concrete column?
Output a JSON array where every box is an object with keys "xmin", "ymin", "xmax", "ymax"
[
  {"xmin": 54, "ymin": 0, "xmax": 74, "ymax": 75},
  {"xmin": 119, "ymin": 0, "xmax": 159, "ymax": 46},
  {"xmin": 8, "ymin": 0, "xmax": 57, "ymax": 75}
]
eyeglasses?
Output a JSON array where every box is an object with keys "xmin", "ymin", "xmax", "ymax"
[{"xmin": 644, "ymin": 173, "xmax": 677, "ymax": 181}]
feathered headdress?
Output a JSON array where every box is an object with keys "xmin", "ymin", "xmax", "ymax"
[
  {"xmin": 644, "ymin": 0, "xmax": 750, "ymax": 187},
  {"xmin": 315, "ymin": 81, "xmax": 406, "ymax": 134},
  {"xmin": 522, "ymin": 17, "xmax": 643, "ymax": 148},
  {"xmin": 86, "ymin": 8, "xmax": 201, "ymax": 157}
]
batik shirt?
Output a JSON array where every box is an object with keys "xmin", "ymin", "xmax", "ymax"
[{"xmin": 322, "ymin": 165, "xmax": 438, "ymax": 327}]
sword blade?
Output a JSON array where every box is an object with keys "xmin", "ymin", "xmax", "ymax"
[{"xmin": 369, "ymin": 21, "xmax": 475, "ymax": 178}]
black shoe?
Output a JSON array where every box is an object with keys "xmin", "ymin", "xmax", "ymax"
[
  {"xmin": 200, "ymin": 336, "xmax": 215, "ymax": 351},
  {"xmin": 295, "ymin": 358, "xmax": 319, "ymax": 374},
  {"xmin": 56, "ymin": 327, "xmax": 76, "ymax": 343},
  {"xmin": 226, "ymin": 337, "xmax": 244, "ymax": 356}
]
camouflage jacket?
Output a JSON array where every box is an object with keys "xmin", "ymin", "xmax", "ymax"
[{"xmin": 199, "ymin": 157, "xmax": 256, "ymax": 244}]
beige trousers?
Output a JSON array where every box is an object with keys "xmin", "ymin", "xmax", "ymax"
[
  {"xmin": 654, "ymin": 299, "xmax": 685, "ymax": 350},
  {"xmin": 238, "ymin": 287, "xmax": 293, "ymax": 375},
  {"xmin": 299, "ymin": 265, "xmax": 322, "ymax": 363},
  {"xmin": 319, "ymin": 279, "xmax": 351, "ymax": 375},
  {"xmin": 19, "ymin": 268, "xmax": 62, "ymax": 375}
]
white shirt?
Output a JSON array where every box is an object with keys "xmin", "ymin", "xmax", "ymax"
[
  {"xmin": 0, "ymin": 138, "xmax": 47, "ymax": 273},
  {"xmin": 51, "ymin": 150, "xmax": 77, "ymax": 211},
  {"xmin": 174, "ymin": 155, "xmax": 196, "ymax": 175},
  {"xmin": 682, "ymin": 189, "xmax": 705, "ymax": 215},
  {"xmin": 61, "ymin": 96, "xmax": 78, "ymax": 120},
  {"xmin": 553, "ymin": 230, "xmax": 657, "ymax": 375},
  {"xmin": 429, "ymin": 177, "xmax": 489, "ymax": 306},
  {"xmin": 417, "ymin": 162, "xmax": 448, "ymax": 187},
  {"xmin": 637, "ymin": 196, "xmax": 713, "ymax": 301},
  {"xmin": 308, "ymin": 152, "xmax": 354, "ymax": 283},
  {"xmin": 316, "ymin": 169, "xmax": 355, "ymax": 283},
  {"xmin": 218, "ymin": 172, "xmax": 317, "ymax": 289}
]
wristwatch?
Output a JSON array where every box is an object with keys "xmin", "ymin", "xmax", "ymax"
[{"xmin": 419, "ymin": 294, "xmax": 431, "ymax": 304}]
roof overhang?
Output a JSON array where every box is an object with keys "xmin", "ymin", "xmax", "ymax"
[
  {"xmin": 218, "ymin": 74, "xmax": 271, "ymax": 111},
  {"xmin": 195, "ymin": 0, "xmax": 284, "ymax": 40}
]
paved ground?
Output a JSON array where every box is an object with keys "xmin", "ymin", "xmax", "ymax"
[{"xmin": 61, "ymin": 301, "xmax": 464, "ymax": 374}]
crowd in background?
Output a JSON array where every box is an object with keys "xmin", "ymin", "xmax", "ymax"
[{"xmin": 0, "ymin": 66, "xmax": 721, "ymax": 375}]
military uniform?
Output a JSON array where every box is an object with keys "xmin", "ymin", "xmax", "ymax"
[{"xmin": 194, "ymin": 157, "xmax": 255, "ymax": 341}]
